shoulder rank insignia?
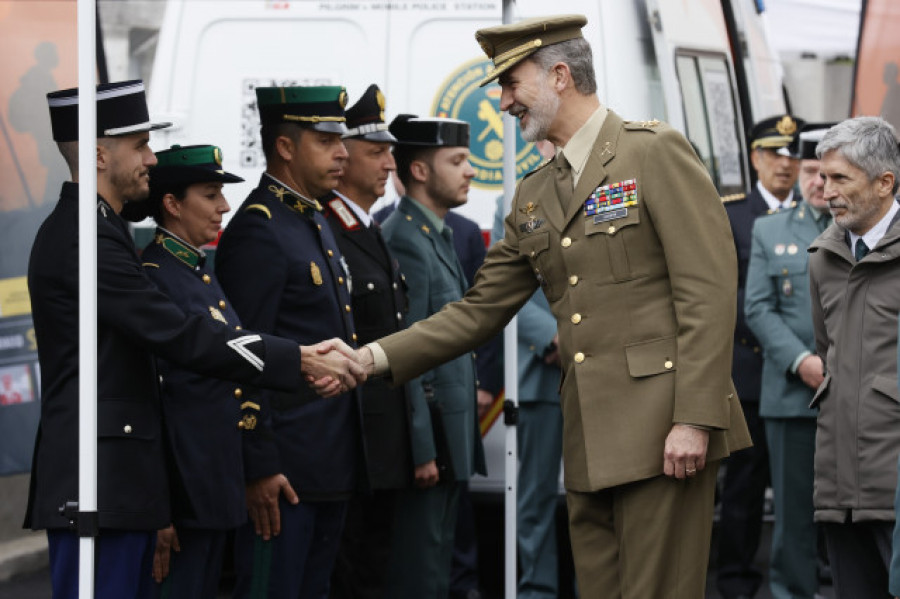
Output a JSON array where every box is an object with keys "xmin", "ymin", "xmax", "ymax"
[
  {"xmin": 421, "ymin": 224, "xmax": 430, "ymax": 234},
  {"xmin": 310, "ymin": 261, "xmax": 323, "ymax": 286},
  {"xmin": 721, "ymin": 193, "xmax": 746, "ymax": 204},
  {"xmin": 269, "ymin": 184, "xmax": 321, "ymax": 215},
  {"xmin": 328, "ymin": 198, "xmax": 360, "ymax": 230},
  {"xmin": 246, "ymin": 203, "xmax": 272, "ymax": 219}
]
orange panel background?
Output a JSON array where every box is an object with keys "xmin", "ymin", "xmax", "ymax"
[
  {"xmin": 0, "ymin": 1, "xmax": 77, "ymax": 212},
  {"xmin": 852, "ymin": 0, "xmax": 900, "ymax": 130}
]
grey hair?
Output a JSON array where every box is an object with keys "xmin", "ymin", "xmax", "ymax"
[
  {"xmin": 530, "ymin": 37, "xmax": 598, "ymax": 95},
  {"xmin": 817, "ymin": 116, "xmax": 900, "ymax": 194}
]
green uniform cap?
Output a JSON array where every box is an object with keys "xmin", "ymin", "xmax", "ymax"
[
  {"xmin": 475, "ymin": 14, "xmax": 587, "ymax": 87},
  {"xmin": 121, "ymin": 144, "xmax": 243, "ymax": 223},
  {"xmin": 255, "ymin": 85, "xmax": 349, "ymax": 134}
]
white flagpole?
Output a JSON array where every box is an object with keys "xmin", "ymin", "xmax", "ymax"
[
  {"xmin": 500, "ymin": 2, "xmax": 518, "ymax": 598},
  {"xmin": 77, "ymin": 0, "xmax": 98, "ymax": 596}
]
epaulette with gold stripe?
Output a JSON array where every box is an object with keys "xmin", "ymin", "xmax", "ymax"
[
  {"xmin": 245, "ymin": 203, "xmax": 272, "ymax": 219},
  {"xmin": 721, "ymin": 193, "xmax": 746, "ymax": 204},
  {"xmin": 624, "ymin": 119, "xmax": 662, "ymax": 130}
]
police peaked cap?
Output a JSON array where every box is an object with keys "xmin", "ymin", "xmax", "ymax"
[
  {"xmin": 255, "ymin": 85, "xmax": 349, "ymax": 135},
  {"xmin": 475, "ymin": 14, "xmax": 588, "ymax": 87},
  {"xmin": 749, "ymin": 114, "xmax": 806, "ymax": 157},
  {"xmin": 343, "ymin": 84, "xmax": 397, "ymax": 143},
  {"xmin": 388, "ymin": 114, "xmax": 470, "ymax": 148},
  {"xmin": 47, "ymin": 79, "xmax": 171, "ymax": 142},
  {"xmin": 121, "ymin": 144, "xmax": 243, "ymax": 222},
  {"xmin": 795, "ymin": 122, "xmax": 837, "ymax": 160}
]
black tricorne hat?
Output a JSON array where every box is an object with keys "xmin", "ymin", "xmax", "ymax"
[
  {"xmin": 344, "ymin": 84, "xmax": 397, "ymax": 143},
  {"xmin": 388, "ymin": 114, "xmax": 470, "ymax": 148},
  {"xmin": 47, "ymin": 79, "xmax": 171, "ymax": 142},
  {"xmin": 795, "ymin": 122, "xmax": 837, "ymax": 160}
]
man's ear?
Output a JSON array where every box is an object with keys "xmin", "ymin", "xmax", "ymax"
[
  {"xmin": 552, "ymin": 62, "xmax": 571, "ymax": 92},
  {"xmin": 876, "ymin": 171, "xmax": 896, "ymax": 199},
  {"xmin": 275, "ymin": 134, "xmax": 295, "ymax": 163},
  {"xmin": 96, "ymin": 143, "xmax": 108, "ymax": 171},
  {"xmin": 409, "ymin": 159, "xmax": 430, "ymax": 184}
]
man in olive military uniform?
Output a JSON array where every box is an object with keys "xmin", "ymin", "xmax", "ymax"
[
  {"xmin": 215, "ymin": 86, "xmax": 363, "ymax": 599},
  {"xmin": 123, "ymin": 143, "xmax": 255, "ymax": 598},
  {"xmin": 718, "ymin": 114, "xmax": 805, "ymax": 599},
  {"xmin": 350, "ymin": 14, "xmax": 750, "ymax": 599},
  {"xmin": 27, "ymin": 82, "xmax": 359, "ymax": 599},
  {"xmin": 744, "ymin": 124, "xmax": 833, "ymax": 599},
  {"xmin": 377, "ymin": 113, "xmax": 486, "ymax": 599},
  {"xmin": 321, "ymin": 84, "xmax": 414, "ymax": 599}
]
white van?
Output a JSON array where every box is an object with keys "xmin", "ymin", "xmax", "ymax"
[{"xmin": 147, "ymin": 0, "xmax": 786, "ymax": 493}]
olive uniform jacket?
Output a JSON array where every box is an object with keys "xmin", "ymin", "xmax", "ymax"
[
  {"xmin": 25, "ymin": 183, "xmax": 303, "ymax": 531},
  {"xmin": 378, "ymin": 111, "xmax": 751, "ymax": 492},
  {"xmin": 381, "ymin": 197, "xmax": 486, "ymax": 481},
  {"xmin": 322, "ymin": 194, "xmax": 414, "ymax": 490}
]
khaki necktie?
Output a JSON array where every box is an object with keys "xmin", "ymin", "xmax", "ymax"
[{"xmin": 555, "ymin": 150, "xmax": 574, "ymax": 212}]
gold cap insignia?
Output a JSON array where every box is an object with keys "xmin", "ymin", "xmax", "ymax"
[
  {"xmin": 339, "ymin": 89, "xmax": 348, "ymax": 109},
  {"xmin": 376, "ymin": 88, "xmax": 386, "ymax": 121},
  {"xmin": 213, "ymin": 146, "xmax": 223, "ymax": 166},
  {"xmin": 776, "ymin": 116, "xmax": 797, "ymax": 136}
]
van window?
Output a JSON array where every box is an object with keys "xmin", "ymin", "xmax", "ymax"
[{"xmin": 675, "ymin": 52, "xmax": 746, "ymax": 195}]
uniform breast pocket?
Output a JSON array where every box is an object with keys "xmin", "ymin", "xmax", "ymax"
[
  {"xmin": 766, "ymin": 256, "xmax": 808, "ymax": 303},
  {"xmin": 519, "ymin": 231, "xmax": 561, "ymax": 301},
  {"xmin": 98, "ymin": 398, "xmax": 157, "ymax": 440},
  {"xmin": 352, "ymin": 279, "xmax": 382, "ymax": 324},
  {"xmin": 585, "ymin": 206, "xmax": 642, "ymax": 282}
]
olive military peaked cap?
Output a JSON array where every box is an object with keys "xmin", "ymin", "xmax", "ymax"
[
  {"xmin": 47, "ymin": 79, "xmax": 171, "ymax": 142},
  {"xmin": 388, "ymin": 114, "xmax": 470, "ymax": 148},
  {"xmin": 795, "ymin": 122, "xmax": 836, "ymax": 160},
  {"xmin": 344, "ymin": 84, "xmax": 397, "ymax": 143},
  {"xmin": 255, "ymin": 85, "xmax": 349, "ymax": 134},
  {"xmin": 475, "ymin": 14, "xmax": 588, "ymax": 87},
  {"xmin": 122, "ymin": 144, "xmax": 243, "ymax": 223},
  {"xmin": 749, "ymin": 114, "xmax": 806, "ymax": 157}
]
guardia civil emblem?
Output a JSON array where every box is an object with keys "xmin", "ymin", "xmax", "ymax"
[{"xmin": 431, "ymin": 58, "xmax": 542, "ymax": 190}]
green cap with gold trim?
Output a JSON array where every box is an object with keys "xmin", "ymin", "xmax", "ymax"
[
  {"xmin": 255, "ymin": 85, "xmax": 349, "ymax": 134},
  {"xmin": 121, "ymin": 144, "xmax": 243, "ymax": 222},
  {"xmin": 475, "ymin": 14, "xmax": 587, "ymax": 87}
]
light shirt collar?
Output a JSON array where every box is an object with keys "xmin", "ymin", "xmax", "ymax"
[
  {"xmin": 560, "ymin": 105, "xmax": 608, "ymax": 187},
  {"xmin": 333, "ymin": 190, "xmax": 373, "ymax": 227},
  {"xmin": 756, "ymin": 180, "xmax": 794, "ymax": 212},
  {"xmin": 848, "ymin": 199, "xmax": 899, "ymax": 255},
  {"xmin": 407, "ymin": 195, "xmax": 446, "ymax": 234}
]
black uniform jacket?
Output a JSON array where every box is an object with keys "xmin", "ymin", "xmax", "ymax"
[
  {"xmin": 142, "ymin": 229, "xmax": 257, "ymax": 529},
  {"xmin": 322, "ymin": 194, "xmax": 413, "ymax": 490},
  {"xmin": 724, "ymin": 187, "xmax": 770, "ymax": 402},
  {"xmin": 24, "ymin": 182, "xmax": 302, "ymax": 531},
  {"xmin": 216, "ymin": 175, "xmax": 362, "ymax": 500}
]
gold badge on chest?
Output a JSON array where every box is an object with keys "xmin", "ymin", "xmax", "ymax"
[{"xmin": 310, "ymin": 261, "xmax": 323, "ymax": 286}]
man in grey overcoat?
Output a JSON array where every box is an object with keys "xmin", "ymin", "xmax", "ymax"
[{"xmin": 808, "ymin": 116, "xmax": 900, "ymax": 598}]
